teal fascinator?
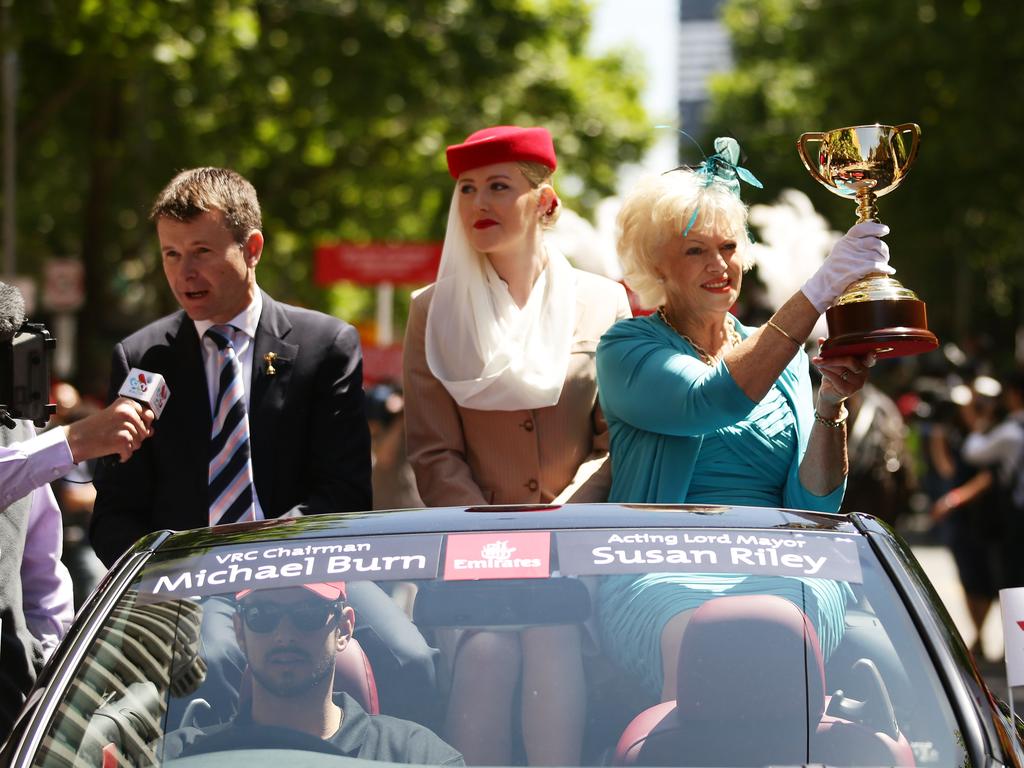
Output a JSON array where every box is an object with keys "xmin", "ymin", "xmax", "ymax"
[{"xmin": 664, "ymin": 135, "xmax": 764, "ymax": 236}]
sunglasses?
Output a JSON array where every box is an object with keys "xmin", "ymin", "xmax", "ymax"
[{"xmin": 239, "ymin": 601, "xmax": 341, "ymax": 633}]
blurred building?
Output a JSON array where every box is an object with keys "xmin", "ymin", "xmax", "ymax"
[{"xmin": 678, "ymin": 0, "xmax": 732, "ymax": 138}]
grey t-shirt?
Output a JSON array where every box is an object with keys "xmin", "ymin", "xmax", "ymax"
[{"xmin": 169, "ymin": 691, "xmax": 464, "ymax": 765}]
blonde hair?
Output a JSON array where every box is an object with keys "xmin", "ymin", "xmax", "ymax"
[
  {"xmin": 518, "ymin": 161, "xmax": 561, "ymax": 228},
  {"xmin": 616, "ymin": 171, "xmax": 753, "ymax": 308}
]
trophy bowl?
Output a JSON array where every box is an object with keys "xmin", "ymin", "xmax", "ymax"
[{"xmin": 797, "ymin": 123, "xmax": 938, "ymax": 359}]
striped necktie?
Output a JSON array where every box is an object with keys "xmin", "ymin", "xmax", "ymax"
[{"xmin": 206, "ymin": 325, "xmax": 257, "ymax": 526}]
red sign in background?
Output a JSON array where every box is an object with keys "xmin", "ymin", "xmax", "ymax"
[
  {"xmin": 314, "ymin": 242, "xmax": 442, "ymax": 286},
  {"xmin": 361, "ymin": 344, "xmax": 404, "ymax": 387},
  {"xmin": 443, "ymin": 531, "xmax": 551, "ymax": 581}
]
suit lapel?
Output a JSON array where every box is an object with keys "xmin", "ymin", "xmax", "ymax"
[
  {"xmin": 167, "ymin": 315, "xmax": 212, "ymax": 515},
  {"xmin": 168, "ymin": 314, "xmax": 211, "ymax": 431},
  {"xmin": 250, "ymin": 291, "xmax": 298, "ymax": 510}
]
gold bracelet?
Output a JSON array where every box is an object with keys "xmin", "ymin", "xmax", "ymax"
[
  {"xmin": 814, "ymin": 405, "xmax": 849, "ymax": 428},
  {"xmin": 766, "ymin": 319, "xmax": 802, "ymax": 348}
]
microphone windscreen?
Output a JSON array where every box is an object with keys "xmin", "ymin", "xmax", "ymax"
[{"xmin": 0, "ymin": 282, "xmax": 26, "ymax": 344}]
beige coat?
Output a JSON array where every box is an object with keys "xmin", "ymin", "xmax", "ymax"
[{"xmin": 404, "ymin": 269, "xmax": 631, "ymax": 506}]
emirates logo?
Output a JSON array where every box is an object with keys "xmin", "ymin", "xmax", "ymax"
[
  {"xmin": 443, "ymin": 531, "xmax": 550, "ymax": 580},
  {"xmin": 481, "ymin": 540, "xmax": 516, "ymax": 561}
]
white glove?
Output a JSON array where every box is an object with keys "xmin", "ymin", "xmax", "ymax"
[{"xmin": 801, "ymin": 221, "xmax": 894, "ymax": 313}]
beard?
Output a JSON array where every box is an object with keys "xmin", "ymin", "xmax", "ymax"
[{"xmin": 251, "ymin": 648, "xmax": 335, "ymax": 698}]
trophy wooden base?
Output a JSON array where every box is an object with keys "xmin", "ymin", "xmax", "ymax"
[{"xmin": 820, "ymin": 298, "xmax": 938, "ymax": 359}]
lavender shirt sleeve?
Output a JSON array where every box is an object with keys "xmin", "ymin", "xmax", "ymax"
[
  {"xmin": 21, "ymin": 483, "xmax": 75, "ymax": 657},
  {"xmin": 0, "ymin": 424, "xmax": 76, "ymax": 656},
  {"xmin": 0, "ymin": 426, "xmax": 76, "ymax": 508}
]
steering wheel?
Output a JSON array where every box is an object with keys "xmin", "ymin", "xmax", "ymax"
[{"xmin": 826, "ymin": 657, "xmax": 899, "ymax": 738}]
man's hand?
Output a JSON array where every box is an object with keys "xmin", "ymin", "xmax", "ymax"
[{"xmin": 65, "ymin": 397, "xmax": 155, "ymax": 463}]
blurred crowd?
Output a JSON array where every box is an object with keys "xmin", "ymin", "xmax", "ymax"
[{"xmin": 834, "ymin": 342, "xmax": 1024, "ymax": 660}]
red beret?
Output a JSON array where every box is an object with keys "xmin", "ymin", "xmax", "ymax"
[{"xmin": 446, "ymin": 126, "xmax": 557, "ymax": 179}]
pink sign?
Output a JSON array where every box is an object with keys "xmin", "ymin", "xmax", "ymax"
[
  {"xmin": 314, "ymin": 242, "xmax": 441, "ymax": 286},
  {"xmin": 444, "ymin": 532, "xmax": 551, "ymax": 581}
]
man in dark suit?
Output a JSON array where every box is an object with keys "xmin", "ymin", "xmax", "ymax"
[
  {"xmin": 90, "ymin": 167, "xmax": 434, "ymax": 729},
  {"xmin": 91, "ymin": 167, "xmax": 372, "ymax": 564}
]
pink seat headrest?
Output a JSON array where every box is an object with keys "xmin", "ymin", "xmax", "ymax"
[{"xmin": 676, "ymin": 594, "xmax": 826, "ymax": 723}]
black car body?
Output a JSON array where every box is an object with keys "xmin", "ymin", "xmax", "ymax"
[{"xmin": 2, "ymin": 503, "xmax": 1022, "ymax": 767}]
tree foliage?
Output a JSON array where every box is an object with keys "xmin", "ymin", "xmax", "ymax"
[
  {"xmin": 6, "ymin": 0, "xmax": 651, "ymax": 388},
  {"xmin": 703, "ymin": 0, "xmax": 1024, "ymax": 359}
]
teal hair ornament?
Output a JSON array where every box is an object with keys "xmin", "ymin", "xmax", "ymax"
[{"xmin": 657, "ymin": 129, "xmax": 764, "ymax": 236}]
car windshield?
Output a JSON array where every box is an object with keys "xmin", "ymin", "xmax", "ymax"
[{"xmin": 29, "ymin": 524, "xmax": 967, "ymax": 767}]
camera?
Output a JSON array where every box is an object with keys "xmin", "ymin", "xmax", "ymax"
[{"xmin": 1, "ymin": 321, "xmax": 57, "ymax": 430}]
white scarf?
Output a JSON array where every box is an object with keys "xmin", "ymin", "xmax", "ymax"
[{"xmin": 425, "ymin": 190, "xmax": 576, "ymax": 411}]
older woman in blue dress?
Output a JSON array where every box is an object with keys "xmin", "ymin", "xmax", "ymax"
[{"xmin": 595, "ymin": 138, "xmax": 889, "ymax": 702}]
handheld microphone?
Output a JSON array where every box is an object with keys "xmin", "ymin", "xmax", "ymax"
[
  {"xmin": 0, "ymin": 281, "xmax": 26, "ymax": 344},
  {"xmin": 118, "ymin": 368, "xmax": 171, "ymax": 419}
]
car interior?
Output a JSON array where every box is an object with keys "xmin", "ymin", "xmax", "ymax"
[
  {"xmin": 613, "ymin": 594, "xmax": 913, "ymax": 766},
  {"xmin": 26, "ymin": 531, "xmax": 969, "ymax": 768}
]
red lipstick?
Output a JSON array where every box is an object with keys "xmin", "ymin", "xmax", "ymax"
[
  {"xmin": 701, "ymin": 277, "xmax": 732, "ymax": 294},
  {"xmin": 473, "ymin": 219, "xmax": 498, "ymax": 229}
]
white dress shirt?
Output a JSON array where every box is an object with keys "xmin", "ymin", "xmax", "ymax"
[{"xmin": 963, "ymin": 411, "xmax": 1024, "ymax": 484}]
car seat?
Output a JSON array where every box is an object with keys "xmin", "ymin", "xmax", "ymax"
[{"xmin": 613, "ymin": 594, "xmax": 914, "ymax": 767}]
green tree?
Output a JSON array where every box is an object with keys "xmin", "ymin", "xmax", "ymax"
[
  {"xmin": 703, "ymin": 0, "xmax": 1024, "ymax": 363},
  {"xmin": 6, "ymin": 0, "xmax": 651, "ymax": 390}
]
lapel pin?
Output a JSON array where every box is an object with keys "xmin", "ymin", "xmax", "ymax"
[{"xmin": 263, "ymin": 352, "xmax": 278, "ymax": 376}]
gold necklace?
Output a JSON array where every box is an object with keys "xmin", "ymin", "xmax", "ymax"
[{"xmin": 656, "ymin": 306, "xmax": 740, "ymax": 366}]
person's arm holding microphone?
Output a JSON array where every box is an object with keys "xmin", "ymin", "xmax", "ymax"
[
  {"xmin": 66, "ymin": 396, "xmax": 155, "ymax": 463},
  {"xmin": 0, "ymin": 282, "xmax": 157, "ymax": 684},
  {"xmin": 0, "ymin": 398, "xmax": 155, "ymax": 509},
  {"xmin": 0, "ymin": 282, "xmax": 157, "ymax": 507},
  {"xmin": 10, "ymin": 372, "xmax": 162, "ymax": 657}
]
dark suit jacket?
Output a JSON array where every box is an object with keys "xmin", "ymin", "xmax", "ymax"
[{"xmin": 90, "ymin": 290, "xmax": 372, "ymax": 566}]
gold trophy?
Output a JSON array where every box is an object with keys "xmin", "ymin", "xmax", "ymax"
[{"xmin": 797, "ymin": 123, "xmax": 938, "ymax": 359}]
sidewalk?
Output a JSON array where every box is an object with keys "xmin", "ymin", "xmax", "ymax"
[{"xmin": 910, "ymin": 542, "xmax": 1009, "ymax": 700}]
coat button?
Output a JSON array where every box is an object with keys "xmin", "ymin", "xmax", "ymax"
[
  {"xmin": 520, "ymin": 418, "xmax": 535, "ymax": 432},
  {"xmin": 525, "ymin": 478, "xmax": 539, "ymax": 492}
]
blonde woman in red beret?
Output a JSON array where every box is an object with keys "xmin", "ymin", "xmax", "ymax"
[{"xmin": 403, "ymin": 126, "xmax": 631, "ymax": 764}]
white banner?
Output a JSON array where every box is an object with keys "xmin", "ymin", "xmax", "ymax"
[
  {"xmin": 999, "ymin": 587, "xmax": 1024, "ymax": 687},
  {"xmin": 556, "ymin": 529, "xmax": 863, "ymax": 582}
]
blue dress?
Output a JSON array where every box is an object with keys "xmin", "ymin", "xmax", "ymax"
[{"xmin": 594, "ymin": 314, "xmax": 850, "ymax": 698}]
